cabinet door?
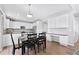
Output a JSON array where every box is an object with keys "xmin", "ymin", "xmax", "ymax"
[
  {"xmin": 51, "ymin": 35, "xmax": 59, "ymax": 42},
  {"xmin": 59, "ymin": 36, "xmax": 69, "ymax": 46}
]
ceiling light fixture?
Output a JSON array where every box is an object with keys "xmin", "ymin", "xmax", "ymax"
[{"xmin": 27, "ymin": 4, "xmax": 33, "ymax": 18}]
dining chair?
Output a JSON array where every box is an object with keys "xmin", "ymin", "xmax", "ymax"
[
  {"xmin": 10, "ymin": 33, "xmax": 22, "ymax": 55},
  {"xmin": 22, "ymin": 33, "xmax": 37, "ymax": 55},
  {"xmin": 36, "ymin": 32, "xmax": 46, "ymax": 53},
  {"xmin": 18, "ymin": 31, "xmax": 27, "ymax": 48}
]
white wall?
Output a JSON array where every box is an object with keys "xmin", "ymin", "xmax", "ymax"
[
  {"xmin": 67, "ymin": 13, "xmax": 77, "ymax": 46},
  {"xmin": 0, "ymin": 16, "xmax": 2, "ymax": 50},
  {"xmin": 0, "ymin": 15, "xmax": 4, "ymax": 51},
  {"xmin": 74, "ymin": 17, "xmax": 79, "ymax": 42}
]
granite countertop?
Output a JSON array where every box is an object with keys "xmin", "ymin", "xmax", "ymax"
[
  {"xmin": 47, "ymin": 33, "xmax": 68, "ymax": 36},
  {"xmin": 3, "ymin": 28, "xmax": 34, "ymax": 34},
  {"xmin": 48, "ymin": 28, "xmax": 69, "ymax": 36}
]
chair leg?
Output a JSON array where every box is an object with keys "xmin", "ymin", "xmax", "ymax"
[
  {"xmin": 22, "ymin": 45, "xmax": 25, "ymax": 55},
  {"xmin": 44, "ymin": 41, "xmax": 46, "ymax": 52},
  {"xmin": 23, "ymin": 45, "xmax": 25, "ymax": 54},
  {"xmin": 22, "ymin": 46, "xmax": 23, "ymax": 55},
  {"xmin": 18, "ymin": 38, "xmax": 20, "ymax": 49},
  {"xmin": 43, "ymin": 43, "xmax": 44, "ymax": 52},
  {"xmin": 44, "ymin": 40, "xmax": 46, "ymax": 49},
  {"xmin": 12, "ymin": 48, "xmax": 15, "ymax": 55},
  {"xmin": 37, "ymin": 44, "xmax": 39, "ymax": 53},
  {"xmin": 34, "ymin": 45, "xmax": 36, "ymax": 54}
]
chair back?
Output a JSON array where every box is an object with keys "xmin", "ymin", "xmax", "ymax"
[
  {"xmin": 27, "ymin": 33, "xmax": 37, "ymax": 43},
  {"xmin": 27, "ymin": 33, "xmax": 37, "ymax": 40},
  {"xmin": 38, "ymin": 32, "xmax": 46, "ymax": 39}
]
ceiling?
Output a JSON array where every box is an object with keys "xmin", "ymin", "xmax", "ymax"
[
  {"xmin": 71, "ymin": 4, "xmax": 79, "ymax": 17},
  {"xmin": 0, "ymin": 4, "xmax": 75, "ymax": 22}
]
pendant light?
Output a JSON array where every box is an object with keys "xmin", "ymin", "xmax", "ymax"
[{"xmin": 27, "ymin": 4, "xmax": 33, "ymax": 17}]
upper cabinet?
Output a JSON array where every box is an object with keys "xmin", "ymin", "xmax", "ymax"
[
  {"xmin": 9, "ymin": 21, "xmax": 32, "ymax": 29},
  {"xmin": 48, "ymin": 14, "xmax": 69, "ymax": 29}
]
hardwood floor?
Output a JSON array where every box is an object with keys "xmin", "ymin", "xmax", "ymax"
[
  {"xmin": 0, "ymin": 41, "xmax": 77, "ymax": 55},
  {"xmin": 74, "ymin": 40, "xmax": 79, "ymax": 52}
]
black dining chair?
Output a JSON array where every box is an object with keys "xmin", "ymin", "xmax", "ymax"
[
  {"xmin": 36, "ymin": 32, "xmax": 46, "ymax": 53},
  {"xmin": 22, "ymin": 33, "xmax": 37, "ymax": 55},
  {"xmin": 18, "ymin": 31, "xmax": 26, "ymax": 49},
  {"xmin": 10, "ymin": 33, "xmax": 22, "ymax": 55},
  {"xmin": 41, "ymin": 32, "xmax": 46, "ymax": 49}
]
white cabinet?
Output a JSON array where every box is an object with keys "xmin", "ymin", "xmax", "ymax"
[
  {"xmin": 51, "ymin": 35, "xmax": 59, "ymax": 42},
  {"xmin": 59, "ymin": 36, "xmax": 69, "ymax": 46},
  {"xmin": 10, "ymin": 21, "xmax": 32, "ymax": 29},
  {"xmin": 47, "ymin": 34, "xmax": 69, "ymax": 46},
  {"xmin": 50, "ymin": 34, "xmax": 69, "ymax": 46},
  {"xmin": 3, "ymin": 34, "xmax": 21, "ymax": 46}
]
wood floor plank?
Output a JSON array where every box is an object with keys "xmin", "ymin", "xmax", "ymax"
[{"xmin": 0, "ymin": 41, "xmax": 76, "ymax": 55}]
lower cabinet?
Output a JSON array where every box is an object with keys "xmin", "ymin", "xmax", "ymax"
[
  {"xmin": 59, "ymin": 36, "xmax": 69, "ymax": 46},
  {"xmin": 3, "ymin": 34, "xmax": 21, "ymax": 47},
  {"xmin": 47, "ymin": 34, "xmax": 69, "ymax": 46},
  {"xmin": 51, "ymin": 35, "xmax": 59, "ymax": 42}
]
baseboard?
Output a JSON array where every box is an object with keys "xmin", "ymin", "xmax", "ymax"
[{"xmin": 68, "ymin": 43, "xmax": 74, "ymax": 46}]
